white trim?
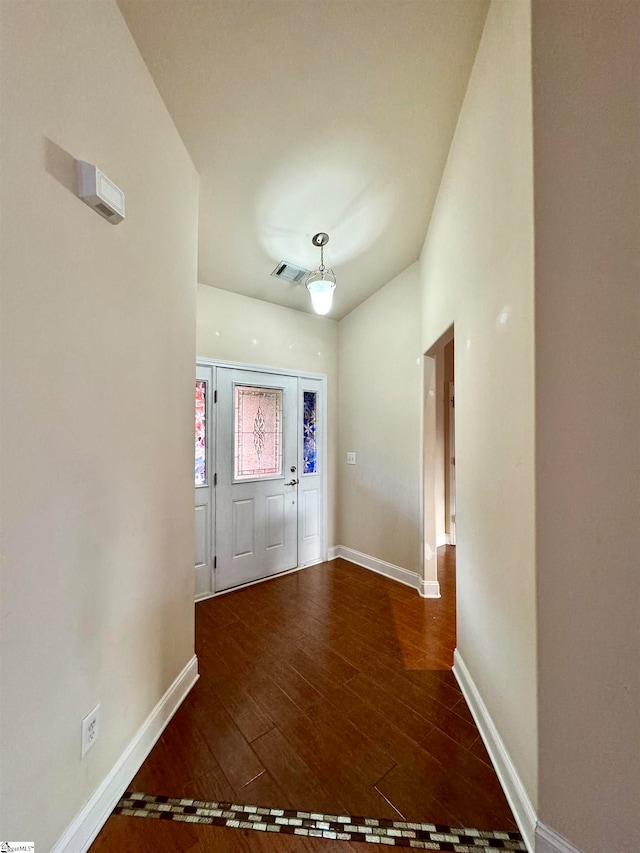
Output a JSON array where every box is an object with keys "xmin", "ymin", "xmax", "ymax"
[
  {"xmin": 51, "ymin": 655, "xmax": 199, "ymax": 853},
  {"xmin": 328, "ymin": 545, "xmax": 340, "ymax": 560},
  {"xmin": 333, "ymin": 546, "xmax": 440, "ymax": 598},
  {"xmin": 436, "ymin": 533, "xmax": 451, "ymax": 547},
  {"xmin": 453, "ymin": 650, "xmax": 536, "ymax": 852},
  {"xmin": 196, "ymin": 356, "xmax": 325, "ymax": 381},
  {"xmin": 535, "ymin": 822, "xmax": 584, "ymax": 853},
  {"xmin": 418, "ymin": 579, "xmax": 441, "ymax": 598}
]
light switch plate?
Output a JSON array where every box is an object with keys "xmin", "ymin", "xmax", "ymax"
[{"xmin": 347, "ymin": 452, "xmax": 356, "ymax": 465}]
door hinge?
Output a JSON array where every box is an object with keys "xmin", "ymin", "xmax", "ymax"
[
  {"xmin": 214, "ymin": 556, "xmax": 217, "ymax": 569},
  {"xmin": 214, "ymin": 389, "xmax": 217, "ymax": 404},
  {"xmin": 214, "ymin": 472, "xmax": 217, "ymax": 487}
]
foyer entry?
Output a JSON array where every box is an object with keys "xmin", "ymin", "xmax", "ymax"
[
  {"xmin": 195, "ymin": 361, "xmax": 326, "ymax": 598},
  {"xmin": 90, "ymin": 548, "xmax": 523, "ymax": 852}
]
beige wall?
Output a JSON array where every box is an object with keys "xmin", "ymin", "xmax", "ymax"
[
  {"xmin": 337, "ymin": 264, "xmax": 423, "ymax": 575},
  {"xmin": 532, "ymin": 2, "xmax": 640, "ymax": 850},
  {"xmin": 420, "ymin": 0, "xmax": 537, "ymax": 805},
  {"xmin": 0, "ymin": 2, "xmax": 199, "ymax": 848},
  {"xmin": 197, "ymin": 284, "xmax": 339, "ymax": 547}
]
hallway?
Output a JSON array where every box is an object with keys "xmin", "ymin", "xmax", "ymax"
[{"xmin": 91, "ymin": 548, "xmax": 521, "ymax": 850}]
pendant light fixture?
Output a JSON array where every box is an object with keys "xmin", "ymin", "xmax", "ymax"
[{"xmin": 305, "ymin": 232, "xmax": 336, "ymax": 315}]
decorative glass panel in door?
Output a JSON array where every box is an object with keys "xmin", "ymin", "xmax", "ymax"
[
  {"xmin": 195, "ymin": 364, "xmax": 214, "ymax": 600},
  {"xmin": 297, "ymin": 378, "xmax": 323, "ymax": 567},
  {"xmin": 234, "ymin": 385, "xmax": 283, "ymax": 480},
  {"xmin": 195, "ymin": 379, "xmax": 207, "ymax": 486},
  {"xmin": 302, "ymin": 391, "xmax": 317, "ymax": 474}
]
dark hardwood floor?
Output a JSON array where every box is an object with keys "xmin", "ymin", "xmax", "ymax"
[{"xmin": 91, "ymin": 547, "xmax": 518, "ymax": 850}]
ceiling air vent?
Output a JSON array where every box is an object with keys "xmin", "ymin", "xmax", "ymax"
[{"xmin": 271, "ymin": 261, "xmax": 309, "ymax": 284}]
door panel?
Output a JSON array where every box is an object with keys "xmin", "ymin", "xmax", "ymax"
[
  {"xmin": 195, "ymin": 365, "xmax": 214, "ymax": 598},
  {"xmin": 232, "ymin": 499, "xmax": 254, "ymax": 557},
  {"xmin": 266, "ymin": 494, "xmax": 285, "ymax": 548},
  {"xmin": 298, "ymin": 378, "xmax": 324, "ymax": 566},
  {"xmin": 195, "ymin": 504, "xmax": 208, "ymax": 566},
  {"xmin": 216, "ymin": 368, "xmax": 298, "ymax": 591},
  {"xmin": 302, "ymin": 489, "xmax": 319, "ymax": 541}
]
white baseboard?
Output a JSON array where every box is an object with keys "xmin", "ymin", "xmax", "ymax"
[
  {"xmin": 452, "ymin": 650, "xmax": 536, "ymax": 852},
  {"xmin": 332, "ymin": 545, "xmax": 440, "ymax": 598},
  {"xmin": 418, "ymin": 579, "xmax": 441, "ymax": 598},
  {"xmin": 328, "ymin": 545, "xmax": 340, "ymax": 561},
  {"xmin": 52, "ymin": 655, "xmax": 199, "ymax": 853},
  {"xmin": 535, "ymin": 822, "xmax": 584, "ymax": 853}
]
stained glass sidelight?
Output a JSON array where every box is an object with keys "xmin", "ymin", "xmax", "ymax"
[
  {"xmin": 195, "ymin": 380, "xmax": 207, "ymax": 486},
  {"xmin": 303, "ymin": 391, "xmax": 317, "ymax": 474},
  {"xmin": 234, "ymin": 385, "xmax": 283, "ymax": 480}
]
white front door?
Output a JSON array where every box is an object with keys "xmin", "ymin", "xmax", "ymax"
[{"xmin": 215, "ymin": 368, "xmax": 299, "ymax": 591}]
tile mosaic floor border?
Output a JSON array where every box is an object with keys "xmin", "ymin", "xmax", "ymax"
[{"xmin": 114, "ymin": 792, "xmax": 526, "ymax": 851}]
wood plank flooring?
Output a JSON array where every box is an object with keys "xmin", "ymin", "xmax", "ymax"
[{"xmin": 91, "ymin": 547, "xmax": 518, "ymax": 851}]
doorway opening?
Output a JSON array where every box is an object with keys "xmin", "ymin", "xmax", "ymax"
[{"xmin": 423, "ymin": 328, "xmax": 456, "ymax": 595}]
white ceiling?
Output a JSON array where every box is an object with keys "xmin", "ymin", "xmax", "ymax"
[{"xmin": 117, "ymin": 0, "xmax": 488, "ymax": 319}]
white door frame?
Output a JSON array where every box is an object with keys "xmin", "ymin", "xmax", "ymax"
[
  {"xmin": 448, "ymin": 380, "xmax": 456, "ymax": 546},
  {"xmin": 195, "ymin": 358, "xmax": 328, "ymax": 600}
]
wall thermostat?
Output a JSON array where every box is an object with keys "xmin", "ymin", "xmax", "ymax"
[{"xmin": 77, "ymin": 161, "xmax": 125, "ymax": 224}]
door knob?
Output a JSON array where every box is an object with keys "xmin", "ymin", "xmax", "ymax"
[{"xmin": 285, "ymin": 479, "xmax": 299, "ymax": 486}]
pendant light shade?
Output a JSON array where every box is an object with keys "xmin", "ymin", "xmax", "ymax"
[
  {"xmin": 305, "ymin": 233, "xmax": 336, "ymax": 315},
  {"xmin": 305, "ymin": 269, "xmax": 336, "ymax": 315}
]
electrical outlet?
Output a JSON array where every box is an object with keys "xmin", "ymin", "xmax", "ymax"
[
  {"xmin": 81, "ymin": 703, "xmax": 100, "ymax": 757},
  {"xmin": 347, "ymin": 452, "xmax": 356, "ymax": 465}
]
